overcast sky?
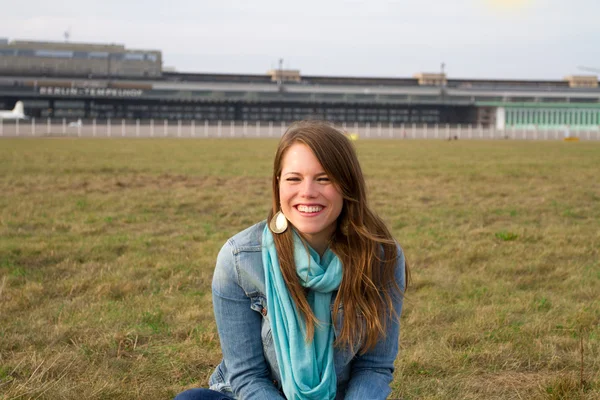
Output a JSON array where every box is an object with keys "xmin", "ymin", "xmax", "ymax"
[{"xmin": 1, "ymin": 0, "xmax": 598, "ymax": 80}]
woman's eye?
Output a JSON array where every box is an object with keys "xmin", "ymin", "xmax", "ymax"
[
  {"xmin": 286, "ymin": 177, "xmax": 301, "ymax": 182},
  {"xmin": 317, "ymin": 177, "xmax": 330, "ymax": 182}
]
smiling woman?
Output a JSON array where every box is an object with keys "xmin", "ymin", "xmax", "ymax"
[
  {"xmin": 175, "ymin": 120, "xmax": 408, "ymax": 400},
  {"xmin": 278, "ymin": 142, "xmax": 344, "ymax": 255}
]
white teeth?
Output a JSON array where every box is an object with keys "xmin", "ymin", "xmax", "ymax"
[{"xmin": 297, "ymin": 205, "xmax": 323, "ymax": 213}]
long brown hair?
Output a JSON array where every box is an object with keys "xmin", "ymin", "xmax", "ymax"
[{"xmin": 269, "ymin": 120, "xmax": 408, "ymax": 353}]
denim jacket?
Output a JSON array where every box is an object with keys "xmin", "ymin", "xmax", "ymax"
[{"xmin": 209, "ymin": 220, "xmax": 406, "ymax": 400}]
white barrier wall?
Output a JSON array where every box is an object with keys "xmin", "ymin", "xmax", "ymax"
[{"xmin": 0, "ymin": 119, "xmax": 599, "ymax": 140}]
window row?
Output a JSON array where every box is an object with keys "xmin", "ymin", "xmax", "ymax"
[
  {"xmin": 0, "ymin": 49, "xmax": 159, "ymax": 62},
  {"xmin": 506, "ymin": 109, "xmax": 600, "ymax": 126},
  {"xmin": 28, "ymin": 101, "xmax": 449, "ymax": 122}
]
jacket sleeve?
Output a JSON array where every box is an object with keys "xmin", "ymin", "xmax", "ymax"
[
  {"xmin": 212, "ymin": 240, "xmax": 286, "ymax": 400},
  {"xmin": 343, "ymin": 245, "xmax": 406, "ymax": 400}
]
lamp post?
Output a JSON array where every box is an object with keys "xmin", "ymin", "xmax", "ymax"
[{"xmin": 277, "ymin": 58, "xmax": 284, "ymax": 92}]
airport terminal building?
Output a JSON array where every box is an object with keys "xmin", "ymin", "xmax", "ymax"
[{"xmin": 1, "ymin": 38, "xmax": 599, "ymax": 131}]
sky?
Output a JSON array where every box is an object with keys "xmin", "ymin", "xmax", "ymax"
[{"xmin": 1, "ymin": 0, "xmax": 599, "ymax": 80}]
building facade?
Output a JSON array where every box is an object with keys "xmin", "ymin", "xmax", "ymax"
[
  {"xmin": 1, "ymin": 39, "xmax": 599, "ymax": 129},
  {"xmin": 0, "ymin": 39, "xmax": 161, "ymax": 78}
]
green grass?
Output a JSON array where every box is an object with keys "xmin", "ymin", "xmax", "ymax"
[{"xmin": 1, "ymin": 138, "xmax": 599, "ymax": 399}]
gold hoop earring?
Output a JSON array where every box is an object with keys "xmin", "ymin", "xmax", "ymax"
[{"xmin": 269, "ymin": 211, "xmax": 288, "ymax": 234}]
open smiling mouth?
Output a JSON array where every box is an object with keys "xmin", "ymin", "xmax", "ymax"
[{"xmin": 296, "ymin": 205, "xmax": 324, "ymax": 215}]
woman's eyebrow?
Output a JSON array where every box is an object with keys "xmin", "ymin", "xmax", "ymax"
[{"xmin": 282, "ymin": 171, "xmax": 327, "ymax": 176}]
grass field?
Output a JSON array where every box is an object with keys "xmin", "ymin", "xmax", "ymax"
[{"xmin": 1, "ymin": 138, "xmax": 599, "ymax": 400}]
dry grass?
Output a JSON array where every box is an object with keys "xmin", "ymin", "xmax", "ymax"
[{"xmin": 1, "ymin": 138, "xmax": 599, "ymax": 399}]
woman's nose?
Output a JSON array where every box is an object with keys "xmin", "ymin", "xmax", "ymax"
[{"xmin": 300, "ymin": 180, "xmax": 318, "ymax": 197}]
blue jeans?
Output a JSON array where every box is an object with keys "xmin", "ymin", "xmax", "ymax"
[{"xmin": 174, "ymin": 388, "xmax": 235, "ymax": 400}]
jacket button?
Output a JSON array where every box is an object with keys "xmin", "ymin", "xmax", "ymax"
[{"xmin": 261, "ymin": 307, "xmax": 268, "ymax": 317}]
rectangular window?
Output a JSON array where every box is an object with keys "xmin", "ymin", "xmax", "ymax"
[
  {"xmin": 124, "ymin": 53, "xmax": 145, "ymax": 61},
  {"xmin": 585, "ymin": 111, "xmax": 591, "ymax": 125},
  {"xmin": 55, "ymin": 100, "xmax": 85, "ymax": 108},
  {"xmin": 541, "ymin": 110, "xmax": 546, "ymax": 125},
  {"xmin": 128, "ymin": 105, "xmax": 150, "ymax": 111},
  {"xmin": 54, "ymin": 109, "xmax": 85, "ymax": 117},
  {"xmin": 89, "ymin": 52, "xmax": 109, "ymax": 59},
  {"xmin": 35, "ymin": 50, "xmax": 74, "ymax": 58},
  {"xmin": 16, "ymin": 49, "xmax": 35, "ymax": 56},
  {"xmin": 91, "ymin": 104, "xmax": 114, "ymax": 111},
  {"xmin": 23, "ymin": 100, "xmax": 50, "ymax": 108}
]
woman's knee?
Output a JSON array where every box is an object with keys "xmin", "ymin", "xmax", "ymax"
[{"xmin": 174, "ymin": 388, "xmax": 234, "ymax": 400}]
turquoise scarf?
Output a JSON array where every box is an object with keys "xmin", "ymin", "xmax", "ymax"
[{"xmin": 262, "ymin": 226, "xmax": 343, "ymax": 400}]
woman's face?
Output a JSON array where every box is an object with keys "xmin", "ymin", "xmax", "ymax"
[{"xmin": 279, "ymin": 142, "xmax": 344, "ymax": 253}]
